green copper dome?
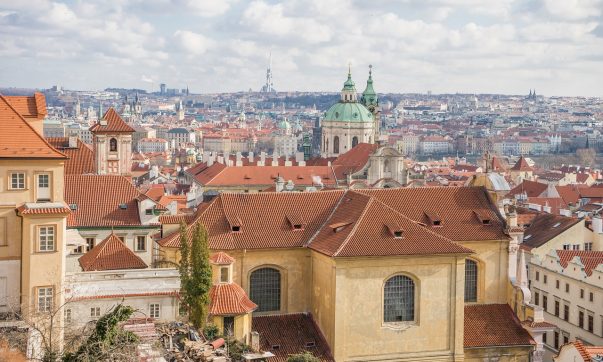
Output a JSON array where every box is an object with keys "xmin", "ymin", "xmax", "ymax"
[
  {"xmin": 342, "ymin": 70, "xmax": 356, "ymax": 91},
  {"xmin": 324, "ymin": 102, "xmax": 373, "ymax": 123}
]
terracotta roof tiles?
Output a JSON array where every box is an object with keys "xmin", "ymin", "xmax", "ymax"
[
  {"xmin": 464, "ymin": 304, "xmax": 535, "ymax": 348},
  {"xmin": 208, "ymin": 283, "xmax": 257, "ymax": 315},
  {"xmin": 522, "ymin": 213, "xmax": 581, "ymax": 250},
  {"xmin": 47, "ymin": 137, "xmax": 96, "ymax": 174},
  {"xmin": 557, "ymin": 250, "xmax": 603, "ymax": 276},
  {"xmin": 251, "ymin": 313, "xmax": 334, "ymax": 362},
  {"xmin": 0, "ymin": 94, "xmax": 66, "ymax": 159},
  {"xmin": 4, "ymin": 93, "xmax": 47, "ymax": 120},
  {"xmin": 17, "ymin": 203, "xmax": 72, "ymax": 215},
  {"xmin": 90, "ymin": 108, "xmax": 135, "ymax": 133},
  {"xmin": 65, "ymin": 175, "xmax": 142, "ymax": 227},
  {"xmin": 79, "ymin": 233, "xmax": 147, "ymax": 271},
  {"xmin": 511, "ymin": 156, "xmax": 533, "ymax": 171},
  {"xmin": 209, "ymin": 252, "xmax": 235, "ymax": 265}
]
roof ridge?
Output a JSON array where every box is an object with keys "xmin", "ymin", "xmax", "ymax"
[
  {"xmin": 304, "ymin": 190, "xmax": 348, "ymax": 248},
  {"xmin": 0, "ymin": 94, "xmax": 67, "ymax": 159},
  {"xmin": 333, "ymin": 193, "xmax": 374, "ymax": 257}
]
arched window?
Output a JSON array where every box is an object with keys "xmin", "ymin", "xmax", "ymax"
[
  {"xmin": 352, "ymin": 136, "xmax": 358, "ymax": 148},
  {"xmin": 333, "ymin": 136, "xmax": 340, "ymax": 154},
  {"xmin": 109, "ymin": 138, "xmax": 118, "ymax": 152},
  {"xmin": 250, "ymin": 267, "xmax": 281, "ymax": 312},
  {"xmin": 384, "ymin": 275, "xmax": 415, "ymax": 322},
  {"xmin": 465, "ymin": 259, "xmax": 478, "ymax": 302}
]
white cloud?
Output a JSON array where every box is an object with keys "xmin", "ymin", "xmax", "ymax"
[{"xmin": 173, "ymin": 30, "xmax": 213, "ymax": 55}]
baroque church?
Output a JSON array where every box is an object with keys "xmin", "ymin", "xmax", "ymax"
[{"xmin": 321, "ymin": 66, "xmax": 380, "ymax": 158}]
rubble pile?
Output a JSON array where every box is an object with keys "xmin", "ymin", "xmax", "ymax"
[{"xmin": 156, "ymin": 322, "xmax": 231, "ymax": 362}]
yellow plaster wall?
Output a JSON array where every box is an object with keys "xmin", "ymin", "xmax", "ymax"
[
  {"xmin": 311, "ymin": 251, "xmax": 337, "ymax": 348},
  {"xmin": 464, "ymin": 346, "xmax": 532, "ymax": 361},
  {"xmin": 331, "ymin": 255, "xmax": 465, "ymax": 362},
  {"xmin": 459, "ymin": 240, "xmax": 509, "ymax": 304}
]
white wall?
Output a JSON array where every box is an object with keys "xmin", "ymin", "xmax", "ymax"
[{"xmin": 0, "ymin": 260, "xmax": 20, "ymax": 313}]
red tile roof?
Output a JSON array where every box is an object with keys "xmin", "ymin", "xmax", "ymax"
[
  {"xmin": 79, "ymin": 233, "xmax": 147, "ymax": 271},
  {"xmin": 507, "ymin": 180, "xmax": 547, "ymax": 198},
  {"xmin": 47, "ymin": 137, "xmax": 96, "ymax": 174},
  {"xmin": 65, "ymin": 175, "xmax": 142, "ymax": 227},
  {"xmin": 310, "ymin": 191, "xmax": 473, "ymax": 257},
  {"xmin": 359, "ymin": 187, "xmax": 508, "ymax": 242},
  {"xmin": 332, "ymin": 143, "xmax": 378, "ymax": 177},
  {"xmin": 208, "ymin": 283, "xmax": 257, "ymax": 315},
  {"xmin": 464, "ymin": 304, "xmax": 535, "ymax": 348},
  {"xmin": 159, "ymin": 187, "xmax": 505, "ymax": 257},
  {"xmin": 4, "ymin": 93, "xmax": 47, "ymax": 120},
  {"xmin": 90, "ymin": 108, "xmax": 135, "ymax": 133},
  {"xmin": 209, "ymin": 252, "xmax": 235, "ymax": 265},
  {"xmin": 556, "ymin": 185, "xmax": 581, "ymax": 205},
  {"xmin": 0, "ymin": 94, "xmax": 66, "ymax": 159},
  {"xmin": 17, "ymin": 203, "xmax": 71, "ymax": 215},
  {"xmin": 571, "ymin": 340, "xmax": 603, "ymax": 361},
  {"xmin": 557, "ymin": 250, "xmax": 603, "ymax": 276},
  {"xmin": 521, "ymin": 213, "xmax": 581, "ymax": 250},
  {"xmin": 510, "ymin": 156, "xmax": 533, "ymax": 171},
  {"xmin": 252, "ymin": 313, "xmax": 334, "ymax": 362}
]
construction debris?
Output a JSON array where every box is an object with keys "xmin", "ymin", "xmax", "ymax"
[{"xmin": 155, "ymin": 322, "xmax": 232, "ymax": 362}]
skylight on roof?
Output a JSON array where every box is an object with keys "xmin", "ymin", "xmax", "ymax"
[
  {"xmin": 524, "ymin": 235, "xmax": 532, "ymax": 240},
  {"xmin": 552, "ymin": 222, "xmax": 561, "ymax": 228}
]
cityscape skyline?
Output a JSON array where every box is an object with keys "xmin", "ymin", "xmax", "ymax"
[{"xmin": 1, "ymin": 0, "xmax": 602, "ymax": 97}]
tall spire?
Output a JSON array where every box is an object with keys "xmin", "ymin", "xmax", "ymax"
[
  {"xmin": 361, "ymin": 64, "xmax": 378, "ymax": 108},
  {"xmin": 341, "ymin": 65, "xmax": 357, "ymax": 102}
]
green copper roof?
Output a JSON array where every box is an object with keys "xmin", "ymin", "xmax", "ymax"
[
  {"xmin": 323, "ymin": 102, "xmax": 373, "ymax": 123},
  {"xmin": 361, "ymin": 65, "xmax": 378, "ymax": 106},
  {"xmin": 342, "ymin": 67, "xmax": 356, "ymax": 91}
]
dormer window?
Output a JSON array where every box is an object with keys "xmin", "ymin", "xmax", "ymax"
[
  {"xmin": 231, "ymin": 226, "xmax": 241, "ymax": 232},
  {"xmin": 228, "ymin": 216, "xmax": 242, "ymax": 233},
  {"xmin": 393, "ymin": 231, "xmax": 403, "ymax": 238},
  {"xmin": 286, "ymin": 213, "xmax": 305, "ymax": 231},
  {"xmin": 386, "ymin": 221, "xmax": 404, "ymax": 239},
  {"xmin": 473, "ymin": 210, "xmax": 492, "ymax": 225},
  {"xmin": 119, "ymin": 203, "xmax": 128, "ymax": 209},
  {"xmin": 330, "ymin": 221, "xmax": 352, "ymax": 233},
  {"xmin": 424, "ymin": 211, "xmax": 442, "ymax": 227},
  {"xmin": 305, "ymin": 341, "xmax": 316, "ymax": 348},
  {"xmin": 69, "ymin": 204, "xmax": 78, "ymax": 211}
]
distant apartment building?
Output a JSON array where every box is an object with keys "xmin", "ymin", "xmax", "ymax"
[
  {"xmin": 274, "ymin": 134, "xmax": 298, "ymax": 157},
  {"xmin": 203, "ymin": 135, "xmax": 232, "ymax": 155},
  {"xmin": 132, "ymin": 126, "xmax": 157, "ymax": 151},
  {"xmin": 138, "ymin": 138, "xmax": 169, "ymax": 153},
  {"xmin": 397, "ymin": 133, "xmax": 419, "ymax": 155},
  {"xmin": 167, "ymin": 128, "xmax": 195, "ymax": 148},
  {"xmin": 419, "ymin": 135, "xmax": 452, "ymax": 155},
  {"xmin": 43, "ymin": 118, "xmax": 66, "ymax": 138}
]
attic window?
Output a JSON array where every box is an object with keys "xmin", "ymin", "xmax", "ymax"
[
  {"xmin": 231, "ymin": 226, "xmax": 241, "ymax": 232},
  {"xmin": 473, "ymin": 210, "xmax": 492, "ymax": 225},
  {"xmin": 330, "ymin": 221, "xmax": 352, "ymax": 233},
  {"xmin": 286, "ymin": 213, "xmax": 305, "ymax": 231},
  {"xmin": 272, "ymin": 345, "xmax": 280, "ymax": 351},
  {"xmin": 305, "ymin": 341, "xmax": 316, "ymax": 348},
  {"xmin": 69, "ymin": 204, "xmax": 78, "ymax": 211},
  {"xmin": 424, "ymin": 211, "xmax": 442, "ymax": 226},
  {"xmin": 385, "ymin": 221, "xmax": 404, "ymax": 239},
  {"xmin": 228, "ymin": 216, "xmax": 242, "ymax": 233},
  {"xmin": 119, "ymin": 203, "xmax": 128, "ymax": 209},
  {"xmin": 393, "ymin": 231, "xmax": 403, "ymax": 238}
]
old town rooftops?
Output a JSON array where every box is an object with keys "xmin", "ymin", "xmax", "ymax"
[
  {"xmin": 157, "ymin": 187, "xmax": 506, "ymax": 257},
  {"xmin": 556, "ymin": 250, "xmax": 603, "ymax": 276},
  {"xmin": 0, "ymin": 94, "xmax": 67, "ymax": 159},
  {"xmin": 521, "ymin": 213, "xmax": 581, "ymax": 250},
  {"xmin": 4, "ymin": 92, "xmax": 47, "ymax": 120},
  {"xmin": 47, "ymin": 137, "xmax": 96, "ymax": 175}
]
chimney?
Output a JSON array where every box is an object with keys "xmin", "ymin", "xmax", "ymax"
[
  {"xmin": 542, "ymin": 204, "xmax": 552, "ymax": 214},
  {"xmin": 217, "ymin": 155, "xmax": 224, "ymax": 164},
  {"xmin": 259, "ymin": 152, "xmax": 266, "ymax": 166},
  {"xmin": 271, "ymin": 153, "xmax": 279, "ymax": 167},
  {"xmin": 507, "ymin": 209, "xmax": 518, "ymax": 228},
  {"xmin": 248, "ymin": 151, "xmax": 254, "ymax": 164},
  {"xmin": 295, "ymin": 152, "xmax": 304, "ymax": 164},
  {"xmin": 235, "ymin": 152, "xmax": 242, "ymax": 167},
  {"xmin": 275, "ymin": 176, "xmax": 285, "ymax": 192},
  {"xmin": 250, "ymin": 331, "xmax": 260, "ymax": 352},
  {"xmin": 593, "ymin": 214, "xmax": 603, "ymax": 234},
  {"xmin": 68, "ymin": 136, "xmax": 78, "ymax": 148},
  {"xmin": 284, "ymin": 154, "xmax": 292, "ymax": 167}
]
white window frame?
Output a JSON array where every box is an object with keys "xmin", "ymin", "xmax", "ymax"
[
  {"xmin": 135, "ymin": 235, "xmax": 146, "ymax": 252},
  {"xmin": 220, "ymin": 267, "xmax": 229, "ymax": 283},
  {"xmin": 37, "ymin": 287, "xmax": 53, "ymax": 313},
  {"xmin": 149, "ymin": 303, "xmax": 160, "ymax": 318},
  {"xmin": 90, "ymin": 307, "xmax": 101, "ymax": 318},
  {"xmin": 38, "ymin": 226, "xmax": 55, "ymax": 252},
  {"xmin": 9, "ymin": 172, "xmax": 26, "ymax": 190}
]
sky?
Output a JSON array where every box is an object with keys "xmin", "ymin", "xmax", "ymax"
[{"xmin": 0, "ymin": 0, "xmax": 602, "ymax": 96}]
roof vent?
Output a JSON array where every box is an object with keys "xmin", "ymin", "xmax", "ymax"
[
  {"xmin": 69, "ymin": 204, "xmax": 78, "ymax": 211},
  {"xmin": 272, "ymin": 345, "xmax": 280, "ymax": 350},
  {"xmin": 330, "ymin": 221, "xmax": 352, "ymax": 233},
  {"xmin": 424, "ymin": 211, "xmax": 442, "ymax": 226},
  {"xmin": 119, "ymin": 203, "xmax": 128, "ymax": 209},
  {"xmin": 305, "ymin": 341, "xmax": 316, "ymax": 348},
  {"xmin": 552, "ymin": 222, "xmax": 561, "ymax": 228}
]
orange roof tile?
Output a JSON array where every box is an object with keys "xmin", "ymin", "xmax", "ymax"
[
  {"xmin": 90, "ymin": 108, "xmax": 135, "ymax": 133},
  {"xmin": 209, "ymin": 252, "xmax": 235, "ymax": 265},
  {"xmin": 557, "ymin": 250, "xmax": 603, "ymax": 276},
  {"xmin": 252, "ymin": 313, "xmax": 334, "ymax": 362},
  {"xmin": 208, "ymin": 283, "xmax": 257, "ymax": 315},
  {"xmin": 65, "ymin": 175, "xmax": 142, "ymax": 227},
  {"xmin": 4, "ymin": 92, "xmax": 47, "ymax": 120},
  {"xmin": 464, "ymin": 304, "xmax": 535, "ymax": 348},
  {"xmin": 47, "ymin": 137, "xmax": 96, "ymax": 174},
  {"xmin": 17, "ymin": 203, "xmax": 71, "ymax": 215},
  {"xmin": 507, "ymin": 180, "xmax": 547, "ymax": 198},
  {"xmin": 522, "ymin": 213, "xmax": 581, "ymax": 250},
  {"xmin": 0, "ymin": 95, "xmax": 66, "ymax": 159},
  {"xmin": 511, "ymin": 156, "xmax": 533, "ymax": 171},
  {"xmin": 79, "ymin": 233, "xmax": 147, "ymax": 271}
]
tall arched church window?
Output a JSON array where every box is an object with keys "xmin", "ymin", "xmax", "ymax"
[
  {"xmin": 465, "ymin": 259, "xmax": 478, "ymax": 302},
  {"xmin": 384, "ymin": 275, "xmax": 415, "ymax": 322},
  {"xmin": 249, "ymin": 267, "xmax": 281, "ymax": 312},
  {"xmin": 352, "ymin": 136, "xmax": 358, "ymax": 148},
  {"xmin": 109, "ymin": 138, "xmax": 118, "ymax": 152},
  {"xmin": 333, "ymin": 136, "xmax": 340, "ymax": 154}
]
